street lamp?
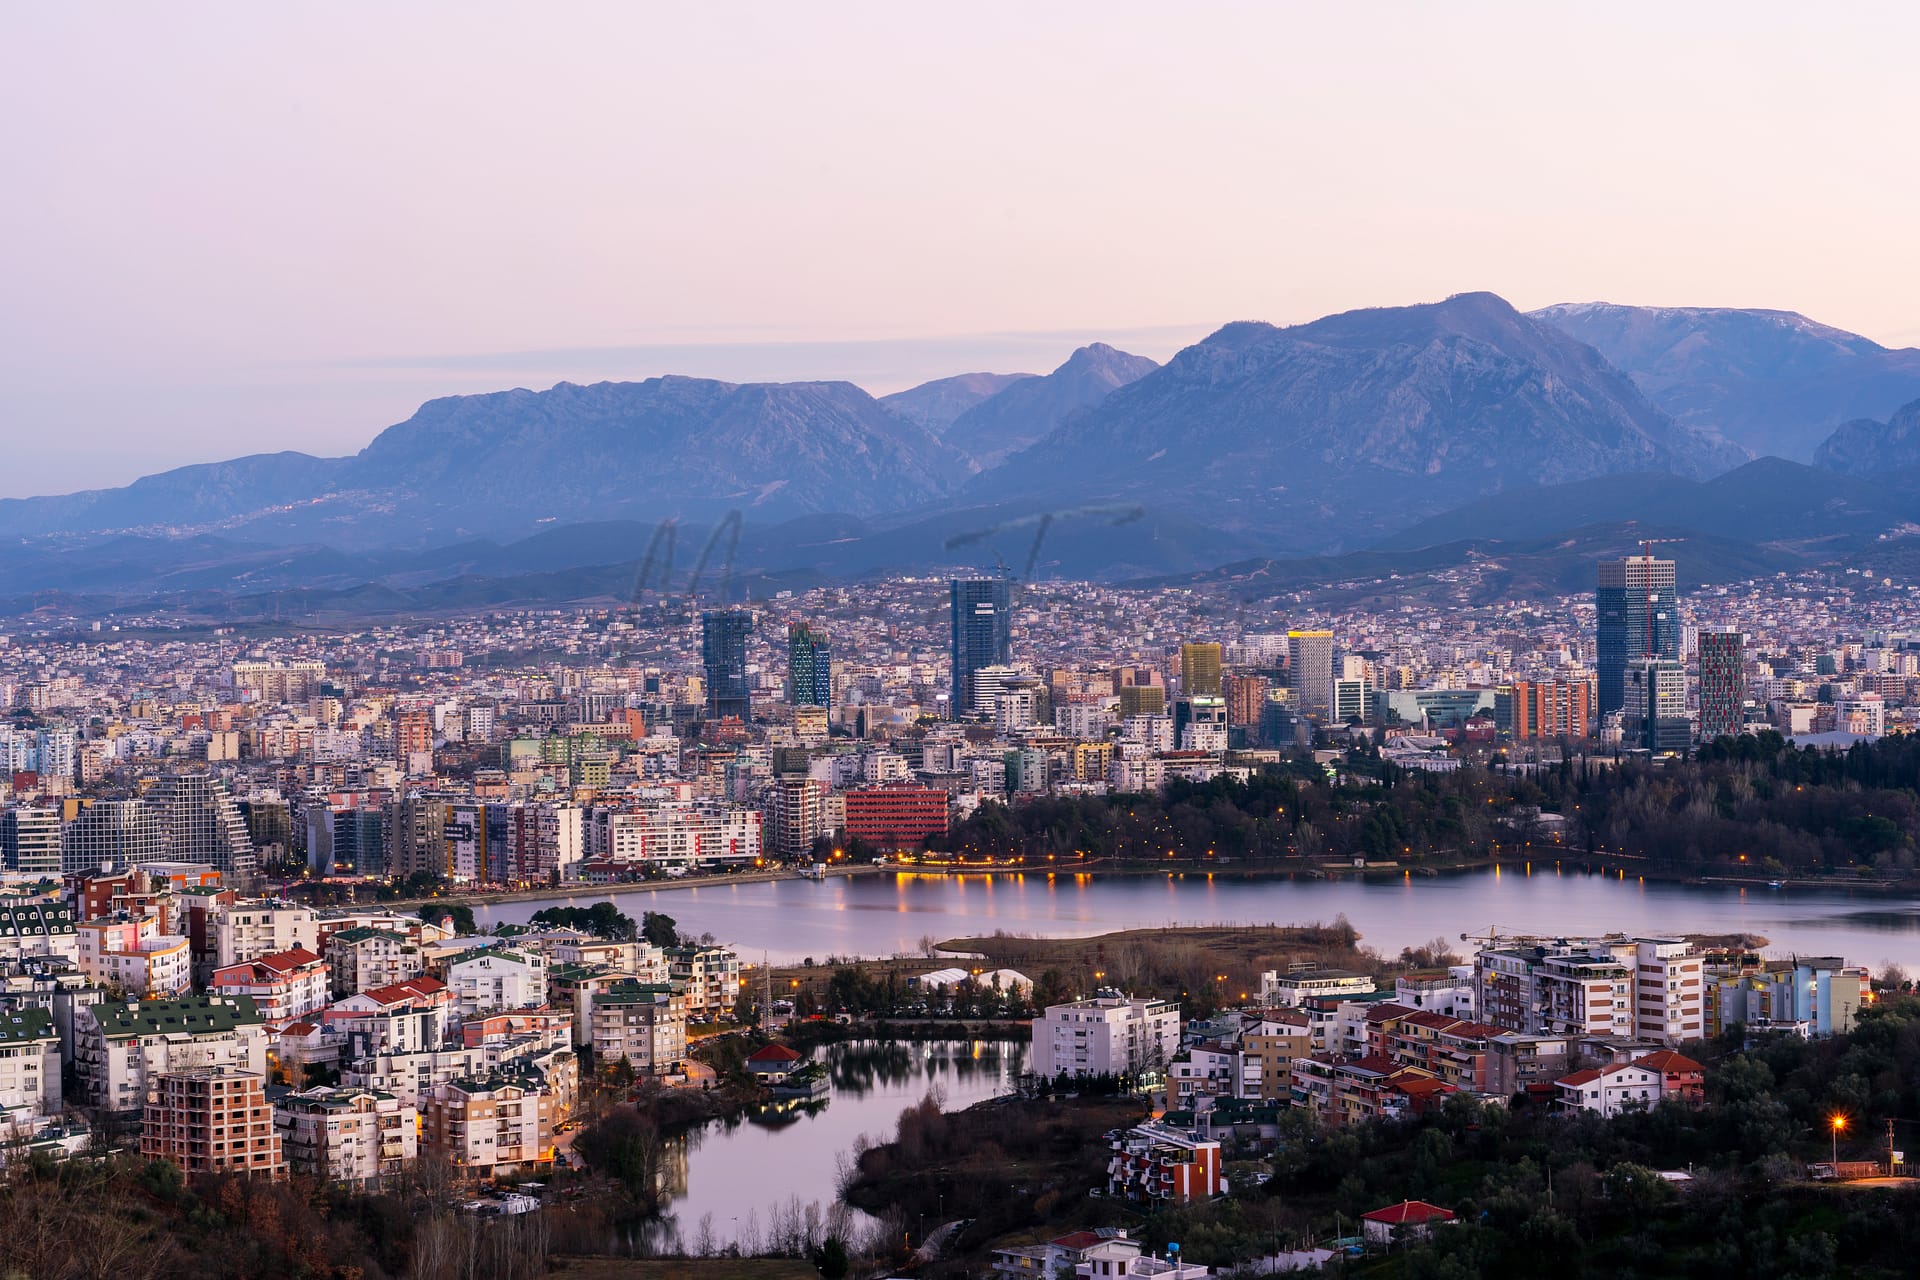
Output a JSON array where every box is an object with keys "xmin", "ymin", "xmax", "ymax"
[{"xmin": 1832, "ymin": 1113, "xmax": 1847, "ymax": 1165}]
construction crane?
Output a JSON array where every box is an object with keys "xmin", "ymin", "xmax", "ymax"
[{"xmin": 1638, "ymin": 536, "xmax": 1685, "ymax": 658}]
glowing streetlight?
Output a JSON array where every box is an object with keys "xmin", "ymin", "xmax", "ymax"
[{"xmin": 1832, "ymin": 1113, "xmax": 1847, "ymax": 1165}]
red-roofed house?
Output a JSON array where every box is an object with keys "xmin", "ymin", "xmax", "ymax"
[
  {"xmin": 210, "ymin": 946, "xmax": 330, "ymax": 1023},
  {"xmin": 1633, "ymin": 1050, "xmax": 1705, "ymax": 1105},
  {"xmin": 746, "ymin": 1042, "xmax": 804, "ymax": 1083},
  {"xmin": 1555, "ymin": 1060, "xmax": 1663, "ymax": 1116},
  {"xmin": 1361, "ymin": 1200, "xmax": 1456, "ymax": 1245}
]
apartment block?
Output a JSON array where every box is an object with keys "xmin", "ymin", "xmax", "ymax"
[{"xmin": 141, "ymin": 1067, "xmax": 286, "ymax": 1179}]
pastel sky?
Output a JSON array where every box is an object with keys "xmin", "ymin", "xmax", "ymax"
[{"xmin": 2, "ymin": 3, "xmax": 1917, "ymax": 497}]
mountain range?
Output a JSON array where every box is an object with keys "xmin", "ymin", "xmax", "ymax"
[
  {"xmin": 1811, "ymin": 397, "xmax": 1920, "ymax": 476},
  {"xmin": 8, "ymin": 291, "xmax": 1920, "ymax": 620},
  {"xmin": 1532, "ymin": 302, "xmax": 1920, "ymax": 461}
]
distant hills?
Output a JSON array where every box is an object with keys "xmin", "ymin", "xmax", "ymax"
[
  {"xmin": 7, "ymin": 290, "xmax": 1920, "ymax": 620},
  {"xmin": 879, "ymin": 371, "xmax": 1034, "ymax": 434},
  {"xmin": 1812, "ymin": 397, "xmax": 1920, "ymax": 476},
  {"xmin": 1531, "ymin": 302, "xmax": 1920, "ymax": 461},
  {"xmin": 1377, "ymin": 457, "xmax": 1920, "ymax": 550},
  {"xmin": 939, "ymin": 343, "xmax": 1158, "ymax": 469},
  {"xmin": 979, "ymin": 293, "xmax": 1743, "ymax": 549}
]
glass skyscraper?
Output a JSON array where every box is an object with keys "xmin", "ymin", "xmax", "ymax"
[
  {"xmin": 950, "ymin": 576, "xmax": 1012, "ymax": 715},
  {"xmin": 1597, "ymin": 556, "xmax": 1678, "ymax": 717},
  {"xmin": 701, "ymin": 609, "xmax": 755, "ymax": 722},
  {"xmin": 787, "ymin": 622, "xmax": 833, "ymax": 707}
]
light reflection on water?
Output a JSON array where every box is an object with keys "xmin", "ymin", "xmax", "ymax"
[
  {"xmin": 646, "ymin": 1038, "xmax": 1025, "ymax": 1250},
  {"xmin": 473, "ymin": 867, "xmax": 1920, "ymax": 971}
]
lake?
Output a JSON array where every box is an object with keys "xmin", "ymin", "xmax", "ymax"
[
  {"xmin": 473, "ymin": 865, "xmax": 1920, "ymax": 974},
  {"xmin": 646, "ymin": 1038, "xmax": 1026, "ymax": 1252}
]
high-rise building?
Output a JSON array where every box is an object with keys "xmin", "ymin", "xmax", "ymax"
[
  {"xmin": 701, "ymin": 610, "xmax": 755, "ymax": 722},
  {"xmin": 1118, "ymin": 684, "xmax": 1167, "ymax": 717},
  {"xmin": 151, "ymin": 773, "xmax": 258, "ymax": 887},
  {"xmin": 1597, "ymin": 557, "xmax": 1678, "ymax": 717},
  {"xmin": 1287, "ymin": 631, "xmax": 1334, "ymax": 722},
  {"xmin": 61, "ymin": 798, "xmax": 169, "ymax": 874},
  {"xmin": 786, "ymin": 622, "xmax": 833, "ymax": 707},
  {"xmin": 1225, "ymin": 674, "xmax": 1270, "ymax": 728},
  {"xmin": 1623, "ymin": 658, "xmax": 1689, "ymax": 753},
  {"xmin": 1332, "ymin": 677, "xmax": 1371, "ymax": 725},
  {"xmin": 1179, "ymin": 643, "xmax": 1223, "ymax": 697},
  {"xmin": 1, "ymin": 807, "xmax": 60, "ymax": 875},
  {"xmin": 391, "ymin": 706, "xmax": 432, "ymax": 761},
  {"xmin": 1497, "ymin": 680, "xmax": 1594, "ymax": 741},
  {"xmin": 1697, "ymin": 631, "xmax": 1746, "ymax": 740},
  {"xmin": 950, "ymin": 577, "xmax": 1013, "ymax": 716}
]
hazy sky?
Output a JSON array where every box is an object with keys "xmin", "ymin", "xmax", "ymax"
[{"xmin": 3, "ymin": 4, "xmax": 1917, "ymax": 497}]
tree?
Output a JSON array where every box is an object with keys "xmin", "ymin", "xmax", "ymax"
[
  {"xmin": 812, "ymin": 1236, "xmax": 850, "ymax": 1279},
  {"xmin": 641, "ymin": 911, "xmax": 679, "ymax": 948},
  {"xmin": 419, "ymin": 903, "xmax": 475, "ymax": 935}
]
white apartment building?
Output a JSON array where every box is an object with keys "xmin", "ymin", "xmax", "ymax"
[
  {"xmin": 214, "ymin": 901, "xmax": 319, "ymax": 968},
  {"xmin": 1034, "ymin": 995, "xmax": 1181, "ymax": 1080},
  {"xmin": 1477, "ymin": 938, "xmax": 1702, "ymax": 1045},
  {"xmin": 0, "ymin": 900, "xmax": 79, "ymax": 965},
  {"xmin": 341, "ymin": 1038, "xmax": 571, "ymax": 1110},
  {"xmin": 1259, "ymin": 968, "xmax": 1377, "ymax": 1007},
  {"xmin": 274, "ymin": 1086, "xmax": 417, "ymax": 1185},
  {"xmin": 667, "ymin": 945, "xmax": 741, "ymax": 1019},
  {"xmin": 1554, "ymin": 1061, "xmax": 1664, "ymax": 1117},
  {"xmin": 545, "ymin": 936, "xmax": 669, "ymax": 981},
  {"xmin": 75, "ymin": 994, "xmax": 270, "ymax": 1112},
  {"xmin": 0, "ymin": 1009, "xmax": 61, "ymax": 1135},
  {"xmin": 595, "ymin": 803, "xmax": 764, "ymax": 869},
  {"xmin": 447, "ymin": 948, "xmax": 549, "ymax": 1018},
  {"xmin": 328, "ymin": 928, "xmax": 422, "ymax": 997},
  {"xmin": 1625, "ymin": 939, "xmax": 1705, "ymax": 1042},
  {"xmin": 589, "ymin": 983, "xmax": 688, "ymax": 1074},
  {"xmin": 211, "ymin": 947, "xmax": 331, "ymax": 1023}
]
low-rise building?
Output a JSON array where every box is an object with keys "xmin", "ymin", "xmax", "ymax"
[
  {"xmin": 274, "ymin": 1085, "xmax": 417, "ymax": 1185},
  {"xmin": 448, "ymin": 948, "xmax": 549, "ymax": 1018},
  {"xmin": 1259, "ymin": 968, "xmax": 1376, "ymax": 1007},
  {"xmin": 1554, "ymin": 1061, "xmax": 1665, "ymax": 1117},
  {"xmin": 210, "ymin": 946, "xmax": 330, "ymax": 1023},
  {"xmin": 420, "ymin": 1071, "xmax": 553, "ymax": 1177},
  {"xmin": 1361, "ymin": 1200, "xmax": 1456, "ymax": 1246},
  {"xmin": 1105, "ymin": 1121, "xmax": 1222, "ymax": 1204},
  {"xmin": 0, "ymin": 1008, "xmax": 61, "ymax": 1136},
  {"xmin": 590, "ymin": 983, "xmax": 687, "ymax": 1074},
  {"xmin": 1034, "ymin": 995, "xmax": 1180, "ymax": 1080}
]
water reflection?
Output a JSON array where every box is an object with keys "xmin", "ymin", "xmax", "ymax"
[
  {"xmin": 474, "ymin": 868, "xmax": 1920, "ymax": 973},
  {"xmin": 646, "ymin": 1038, "xmax": 1026, "ymax": 1250}
]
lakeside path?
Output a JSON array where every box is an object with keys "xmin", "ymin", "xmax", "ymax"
[
  {"xmin": 368, "ymin": 851, "xmax": 1920, "ymax": 920},
  {"xmin": 376, "ymin": 861, "xmax": 887, "ymax": 913}
]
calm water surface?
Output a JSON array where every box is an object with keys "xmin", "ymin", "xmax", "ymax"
[
  {"xmin": 650, "ymin": 1038, "xmax": 1024, "ymax": 1250},
  {"xmin": 473, "ymin": 867, "xmax": 1920, "ymax": 971}
]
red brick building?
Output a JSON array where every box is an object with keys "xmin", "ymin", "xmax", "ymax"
[
  {"xmin": 844, "ymin": 786, "xmax": 950, "ymax": 849},
  {"xmin": 141, "ymin": 1067, "xmax": 286, "ymax": 1179}
]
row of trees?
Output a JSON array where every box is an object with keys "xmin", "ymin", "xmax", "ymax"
[{"xmin": 925, "ymin": 733, "xmax": 1920, "ymax": 878}]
